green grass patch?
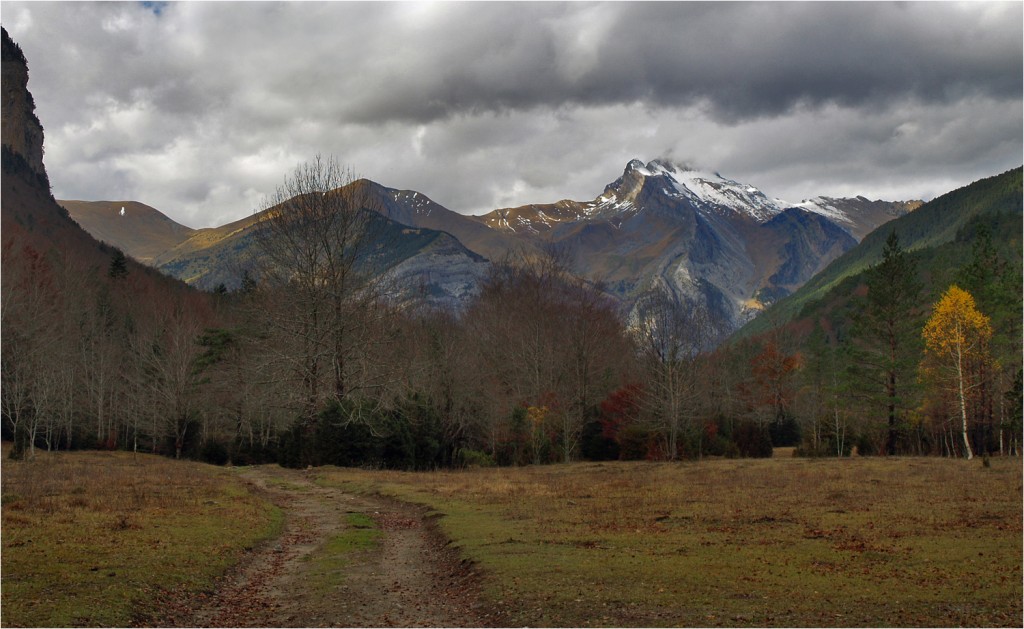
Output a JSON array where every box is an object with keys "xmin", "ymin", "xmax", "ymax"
[
  {"xmin": 264, "ymin": 478, "xmax": 310, "ymax": 493},
  {"xmin": 304, "ymin": 511, "xmax": 382, "ymax": 595},
  {"xmin": 328, "ymin": 512, "xmax": 381, "ymax": 553},
  {"xmin": 315, "ymin": 457, "xmax": 1022, "ymax": 627},
  {"xmin": 1, "ymin": 452, "xmax": 281, "ymax": 627}
]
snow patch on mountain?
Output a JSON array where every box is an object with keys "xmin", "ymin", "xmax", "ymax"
[
  {"xmin": 392, "ymin": 190, "xmax": 434, "ymax": 216},
  {"xmin": 791, "ymin": 197, "xmax": 856, "ymax": 226},
  {"xmin": 638, "ymin": 158, "xmax": 782, "ymax": 223}
]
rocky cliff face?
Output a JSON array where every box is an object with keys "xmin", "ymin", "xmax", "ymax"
[{"xmin": 2, "ymin": 27, "xmax": 47, "ymax": 181}]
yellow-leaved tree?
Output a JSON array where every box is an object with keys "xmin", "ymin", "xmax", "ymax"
[{"xmin": 921, "ymin": 285, "xmax": 993, "ymax": 460}]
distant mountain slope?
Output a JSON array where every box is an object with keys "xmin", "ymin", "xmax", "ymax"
[
  {"xmin": 151, "ymin": 211, "xmax": 261, "ymax": 272},
  {"xmin": 361, "ymin": 180, "xmax": 525, "ymax": 261},
  {"xmin": 60, "ymin": 200, "xmax": 195, "ymax": 263},
  {"xmin": 65, "ymin": 157, "xmax": 911, "ymax": 341},
  {"xmin": 150, "ymin": 182, "xmax": 489, "ymax": 306},
  {"xmin": 736, "ymin": 166, "xmax": 1024, "ymax": 339}
]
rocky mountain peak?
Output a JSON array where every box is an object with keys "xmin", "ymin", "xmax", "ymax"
[
  {"xmin": 601, "ymin": 158, "xmax": 784, "ymax": 223},
  {"xmin": 625, "ymin": 158, "xmax": 647, "ymax": 172}
]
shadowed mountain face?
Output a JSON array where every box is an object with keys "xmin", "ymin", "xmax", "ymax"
[
  {"xmin": 360, "ymin": 180, "xmax": 523, "ymax": 263},
  {"xmin": 3, "ymin": 27, "xmax": 119, "ymax": 260},
  {"xmin": 61, "ymin": 159, "xmax": 916, "ymax": 341},
  {"xmin": 141, "ymin": 183, "xmax": 491, "ymax": 308},
  {"xmin": 2, "ymin": 30, "xmax": 44, "ymax": 179}
]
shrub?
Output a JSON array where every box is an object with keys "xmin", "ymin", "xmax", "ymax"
[
  {"xmin": 854, "ymin": 433, "xmax": 877, "ymax": 456},
  {"xmin": 230, "ymin": 440, "xmax": 278, "ymax": 466},
  {"xmin": 733, "ymin": 420, "xmax": 773, "ymax": 458},
  {"xmin": 580, "ymin": 419, "xmax": 619, "ymax": 461},
  {"xmin": 769, "ymin": 414, "xmax": 801, "ymax": 447},
  {"xmin": 617, "ymin": 425, "xmax": 654, "ymax": 461},
  {"xmin": 199, "ymin": 440, "xmax": 229, "ymax": 466},
  {"xmin": 703, "ymin": 434, "xmax": 737, "ymax": 458},
  {"xmin": 457, "ymin": 448, "xmax": 495, "ymax": 468}
]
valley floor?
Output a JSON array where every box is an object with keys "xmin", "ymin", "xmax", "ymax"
[
  {"xmin": 316, "ymin": 456, "xmax": 1023, "ymax": 627},
  {"xmin": 3, "ymin": 452, "xmax": 1021, "ymax": 627}
]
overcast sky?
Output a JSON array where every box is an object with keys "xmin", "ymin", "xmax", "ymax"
[{"xmin": 5, "ymin": 1, "xmax": 1022, "ymax": 228}]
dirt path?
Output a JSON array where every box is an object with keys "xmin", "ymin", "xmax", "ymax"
[{"xmin": 189, "ymin": 466, "xmax": 486, "ymax": 628}]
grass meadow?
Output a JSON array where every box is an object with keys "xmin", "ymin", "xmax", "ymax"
[
  {"xmin": 0, "ymin": 450, "xmax": 282, "ymax": 627},
  {"xmin": 316, "ymin": 455, "xmax": 1023, "ymax": 627},
  {"xmin": 1, "ymin": 450, "xmax": 1019, "ymax": 627}
]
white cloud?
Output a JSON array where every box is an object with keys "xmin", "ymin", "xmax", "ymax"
[{"xmin": 4, "ymin": 1, "xmax": 1021, "ymax": 228}]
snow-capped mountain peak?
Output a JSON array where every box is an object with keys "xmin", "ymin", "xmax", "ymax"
[
  {"xmin": 609, "ymin": 159, "xmax": 787, "ymax": 222},
  {"xmin": 476, "ymin": 159, "xmax": 916, "ymax": 239}
]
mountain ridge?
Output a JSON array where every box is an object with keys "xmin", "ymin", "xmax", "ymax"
[
  {"xmin": 60, "ymin": 157, "xmax": 919, "ymax": 341},
  {"xmin": 144, "ymin": 180, "xmax": 491, "ymax": 305},
  {"xmin": 473, "ymin": 159, "xmax": 920, "ymax": 240}
]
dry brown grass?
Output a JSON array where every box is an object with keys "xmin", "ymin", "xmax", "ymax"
[
  {"xmin": 318, "ymin": 456, "xmax": 1023, "ymax": 627},
  {"xmin": 1, "ymin": 450, "xmax": 281, "ymax": 627}
]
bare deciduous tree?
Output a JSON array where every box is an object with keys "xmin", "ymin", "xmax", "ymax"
[
  {"xmin": 250, "ymin": 156, "xmax": 391, "ymax": 421},
  {"xmin": 633, "ymin": 285, "xmax": 712, "ymax": 460},
  {"xmin": 559, "ymin": 274, "xmax": 631, "ymax": 462}
]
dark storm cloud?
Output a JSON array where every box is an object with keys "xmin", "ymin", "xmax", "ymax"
[
  {"xmin": 334, "ymin": 2, "xmax": 1023, "ymax": 124},
  {"xmin": 602, "ymin": 2, "xmax": 1022, "ymax": 120},
  {"xmin": 3, "ymin": 1, "xmax": 1021, "ymax": 227}
]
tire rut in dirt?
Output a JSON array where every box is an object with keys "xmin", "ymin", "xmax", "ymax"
[{"xmin": 187, "ymin": 467, "xmax": 485, "ymax": 628}]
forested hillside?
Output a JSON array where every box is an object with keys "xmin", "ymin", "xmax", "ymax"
[
  {"xmin": 739, "ymin": 167, "xmax": 1023, "ymax": 336},
  {"xmin": 719, "ymin": 168, "xmax": 1023, "ymax": 459}
]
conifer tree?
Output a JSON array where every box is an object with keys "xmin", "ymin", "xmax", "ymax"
[
  {"xmin": 108, "ymin": 248, "xmax": 128, "ymax": 280},
  {"xmin": 847, "ymin": 231, "xmax": 921, "ymax": 455},
  {"xmin": 796, "ymin": 323, "xmax": 852, "ymax": 456}
]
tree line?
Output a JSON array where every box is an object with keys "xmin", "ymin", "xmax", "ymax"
[
  {"xmin": 3, "ymin": 157, "xmax": 1020, "ymax": 465},
  {"xmin": 758, "ymin": 219, "xmax": 1022, "ymax": 460}
]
